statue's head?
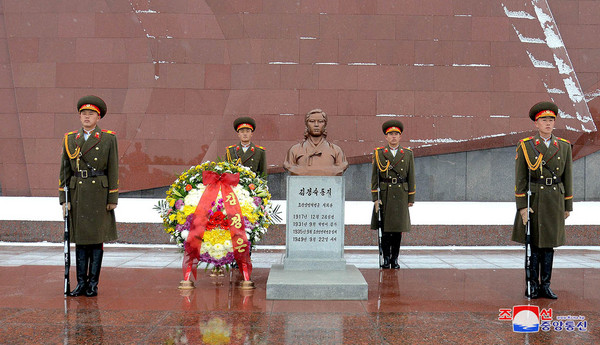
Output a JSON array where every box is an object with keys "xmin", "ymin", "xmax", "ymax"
[{"xmin": 304, "ymin": 108, "xmax": 328, "ymax": 139}]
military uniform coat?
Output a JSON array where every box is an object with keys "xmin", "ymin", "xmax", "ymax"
[
  {"xmin": 512, "ymin": 134, "xmax": 573, "ymax": 248},
  {"xmin": 59, "ymin": 127, "xmax": 119, "ymax": 245},
  {"xmin": 370, "ymin": 145, "xmax": 416, "ymax": 233},
  {"xmin": 226, "ymin": 142, "xmax": 267, "ymax": 176}
]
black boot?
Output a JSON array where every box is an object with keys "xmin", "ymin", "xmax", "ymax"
[
  {"xmin": 389, "ymin": 256, "xmax": 400, "ymax": 269},
  {"xmin": 86, "ymin": 245, "xmax": 103, "ymax": 297},
  {"xmin": 390, "ymin": 233, "xmax": 401, "ymax": 269},
  {"xmin": 381, "ymin": 256, "xmax": 391, "ymax": 269},
  {"xmin": 525, "ymin": 248, "xmax": 540, "ymax": 299},
  {"xmin": 380, "ymin": 233, "xmax": 391, "ymax": 269},
  {"xmin": 539, "ymin": 248, "xmax": 557, "ymax": 299},
  {"xmin": 68, "ymin": 245, "xmax": 89, "ymax": 297}
]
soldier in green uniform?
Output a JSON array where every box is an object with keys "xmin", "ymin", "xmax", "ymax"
[
  {"xmin": 59, "ymin": 95, "xmax": 119, "ymax": 297},
  {"xmin": 512, "ymin": 101, "xmax": 573, "ymax": 299},
  {"xmin": 225, "ymin": 117, "xmax": 267, "ymax": 176},
  {"xmin": 370, "ymin": 120, "xmax": 416, "ymax": 269}
]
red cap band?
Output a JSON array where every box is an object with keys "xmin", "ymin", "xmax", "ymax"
[
  {"xmin": 236, "ymin": 123, "xmax": 254, "ymax": 131},
  {"xmin": 385, "ymin": 126, "xmax": 402, "ymax": 134},
  {"xmin": 535, "ymin": 110, "xmax": 556, "ymax": 120},
  {"xmin": 79, "ymin": 104, "xmax": 101, "ymax": 114}
]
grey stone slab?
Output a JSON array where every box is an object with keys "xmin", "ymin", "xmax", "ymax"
[
  {"xmin": 283, "ymin": 257, "xmax": 346, "ymax": 270},
  {"xmin": 573, "ymin": 157, "xmax": 585, "ymax": 201},
  {"xmin": 584, "ymin": 150, "xmax": 600, "ymax": 201},
  {"xmin": 284, "ymin": 176, "xmax": 346, "ymax": 270},
  {"xmin": 415, "ymin": 152, "xmax": 467, "ymax": 201},
  {"xmin": 260, "ymin": 145, "xmax": 600, "ymax": 202},
  {"xmin": 343, "ymin": 163, "xmax": 371, "ymax": 201},
  {"xmin": 466, "ymin": 147, "xmax": 514, "ymax": 201},
  {"xmin": 267, "ymin": 172, "xmax": 287, "ymax": 200},
  {"xmin": 266, "ymin": 264, "xmax": 368, "ymax": 300}
]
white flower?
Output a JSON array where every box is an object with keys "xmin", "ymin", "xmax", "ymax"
[
  {"xmin": 200, "ymin": 244, "xmax": 210, "ymax": 254},
  {"xmin": 181, "ymin": 230, "xmax": 189, "ymax": 240},
  {"xmin": 233, "ymin": 185, "xmax": 251, "ymax": 201},
  {"xmin": 183, "ymin": 185, "xmax": 206, "ymax": 207},
  {"xmin": 209, "ymin": 245, "xmax": 226, "ymax": 259}
]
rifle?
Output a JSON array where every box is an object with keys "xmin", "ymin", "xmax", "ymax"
[
  {"xmin": 525, "ymin": 169, "xmax": 532, "ymax": 300},
  {"xmin": 63, "ymin": 185, "xmax": 71, "ymax": 296},
  {"xmin": 376, "ymin": 174, "xmax": 383, "ymax": 268}
]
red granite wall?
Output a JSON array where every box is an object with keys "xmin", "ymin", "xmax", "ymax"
[{"xmin": 1, "ymin": 0, "xmax": 599, "ymax": 196}]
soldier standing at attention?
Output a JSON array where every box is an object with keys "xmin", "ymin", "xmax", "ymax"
[
  {"xmin": 371, "ymin": 120, "xmax": 415, "ymax": 269},
  {"xmin": 59, "ymin": 95, "xmax": 119, "ymax": 297},
  {"xmin": 226, "ymin": 117, "xmax": 267, "ymax": 176},
  {"xmin": 512, "ymin": 101, "xmax": 573, "ymax": 299}
]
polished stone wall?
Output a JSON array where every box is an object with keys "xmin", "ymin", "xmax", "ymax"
[
  {"xmin": 255, "ymin": 146, "xmax": 600, "ymax": 202},
  {"xmin": 1, "ymin": 0, "xmax": 599, "ymax": 197},
  {"xmin": 120, "ymin": 145, "xmax": 600, "ymax": 202}
]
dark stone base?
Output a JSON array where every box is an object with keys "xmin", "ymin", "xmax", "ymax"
[{"xmin": 1, "ymin": 221, "xmax": 599, "ymax": 246}]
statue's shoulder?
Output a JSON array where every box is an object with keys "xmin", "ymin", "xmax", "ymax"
[{"xmin": 327, "ymin": 140, "xmax": 343, "ymax": 150}]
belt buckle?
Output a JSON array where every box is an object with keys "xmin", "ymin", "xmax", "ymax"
[
  {"xmin": 391, "ymin": 177, "xmax": 397, "ymax": 184},
  {"xmin": 79, "ymin": 170, "xmax": 88, "ymax": 178},
  {"xmin": 545, "ymin": 177, "xmax": 553, "ymax": 186}
]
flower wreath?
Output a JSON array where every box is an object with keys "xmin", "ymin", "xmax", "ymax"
[{"xmin": 155, "ymin": 161, "xmax": 277, "ymax": 281}]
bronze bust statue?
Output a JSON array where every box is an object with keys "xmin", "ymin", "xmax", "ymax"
[{"xmin": 283, "ymin": 109, "xmax": 348, "ymax": 176}]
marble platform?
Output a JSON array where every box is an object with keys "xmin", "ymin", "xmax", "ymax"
[
  {"xmin": 266, "ymin": 264, "xmax": 368, "ymax": 300},
  {"xmin": 1, "ymin": 244, "xmax": 599, "ymax": 344}
]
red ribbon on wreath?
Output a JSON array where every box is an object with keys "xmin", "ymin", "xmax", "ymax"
[{"xmin": 183, "ymin": 171, "xmax": 253, "ymax": 281}]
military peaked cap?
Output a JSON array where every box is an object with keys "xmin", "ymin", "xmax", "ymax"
[
  {"xmin": 77, "ymin": 95, "xmax": 107, "ymax": 118},
  {"xmin": 233, "ymin": 117, "xmax": 256, "ymax": 132},
  {"xmin": 382, "ymin": 120, "xmax": 404, "ymax": 134},
  {"xmin": 529, "ymin": 101, "xmax": 558, "ymax": 121}
]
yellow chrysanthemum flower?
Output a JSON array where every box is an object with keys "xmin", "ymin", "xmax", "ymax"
[
  {"xmin": 182, "ymin": 205, "xmax": 196, "ymax": 217},
  {"xmin": 203, "ymin": 228, "xmax": 232, "ymax": 246},
  {"xmin": 176, "ymin": 212, "xmax": 188, "ymax": 225}
]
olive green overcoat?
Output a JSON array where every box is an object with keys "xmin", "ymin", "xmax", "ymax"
[
  {"xmin": 511, "ymin": 134, "xmax": 573, "ymax": 248},
  {"xmin": 226, "ymin": 142, "xmax": 267, "ymax": 176},
  {"xmin": 370, "ymin": 145, "xmax": 416, "ymax": 232},
  {"xmin": 59, "ymin": 127, "xmax": 119, "ymax": 245}
]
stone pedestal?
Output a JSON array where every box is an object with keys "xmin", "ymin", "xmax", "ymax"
[{"xmin": 266, "ymin": 176, "xmax": 368, "ymax": 300}]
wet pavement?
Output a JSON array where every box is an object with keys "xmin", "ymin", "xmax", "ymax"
[{"xmin": 0, "ymin": 244, "xmax": 599, "ymax": 344}]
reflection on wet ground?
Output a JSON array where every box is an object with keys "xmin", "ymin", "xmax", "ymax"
[{"xmin": 0, "ymin": 246, "xmax": 598, "ymax": 344}]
